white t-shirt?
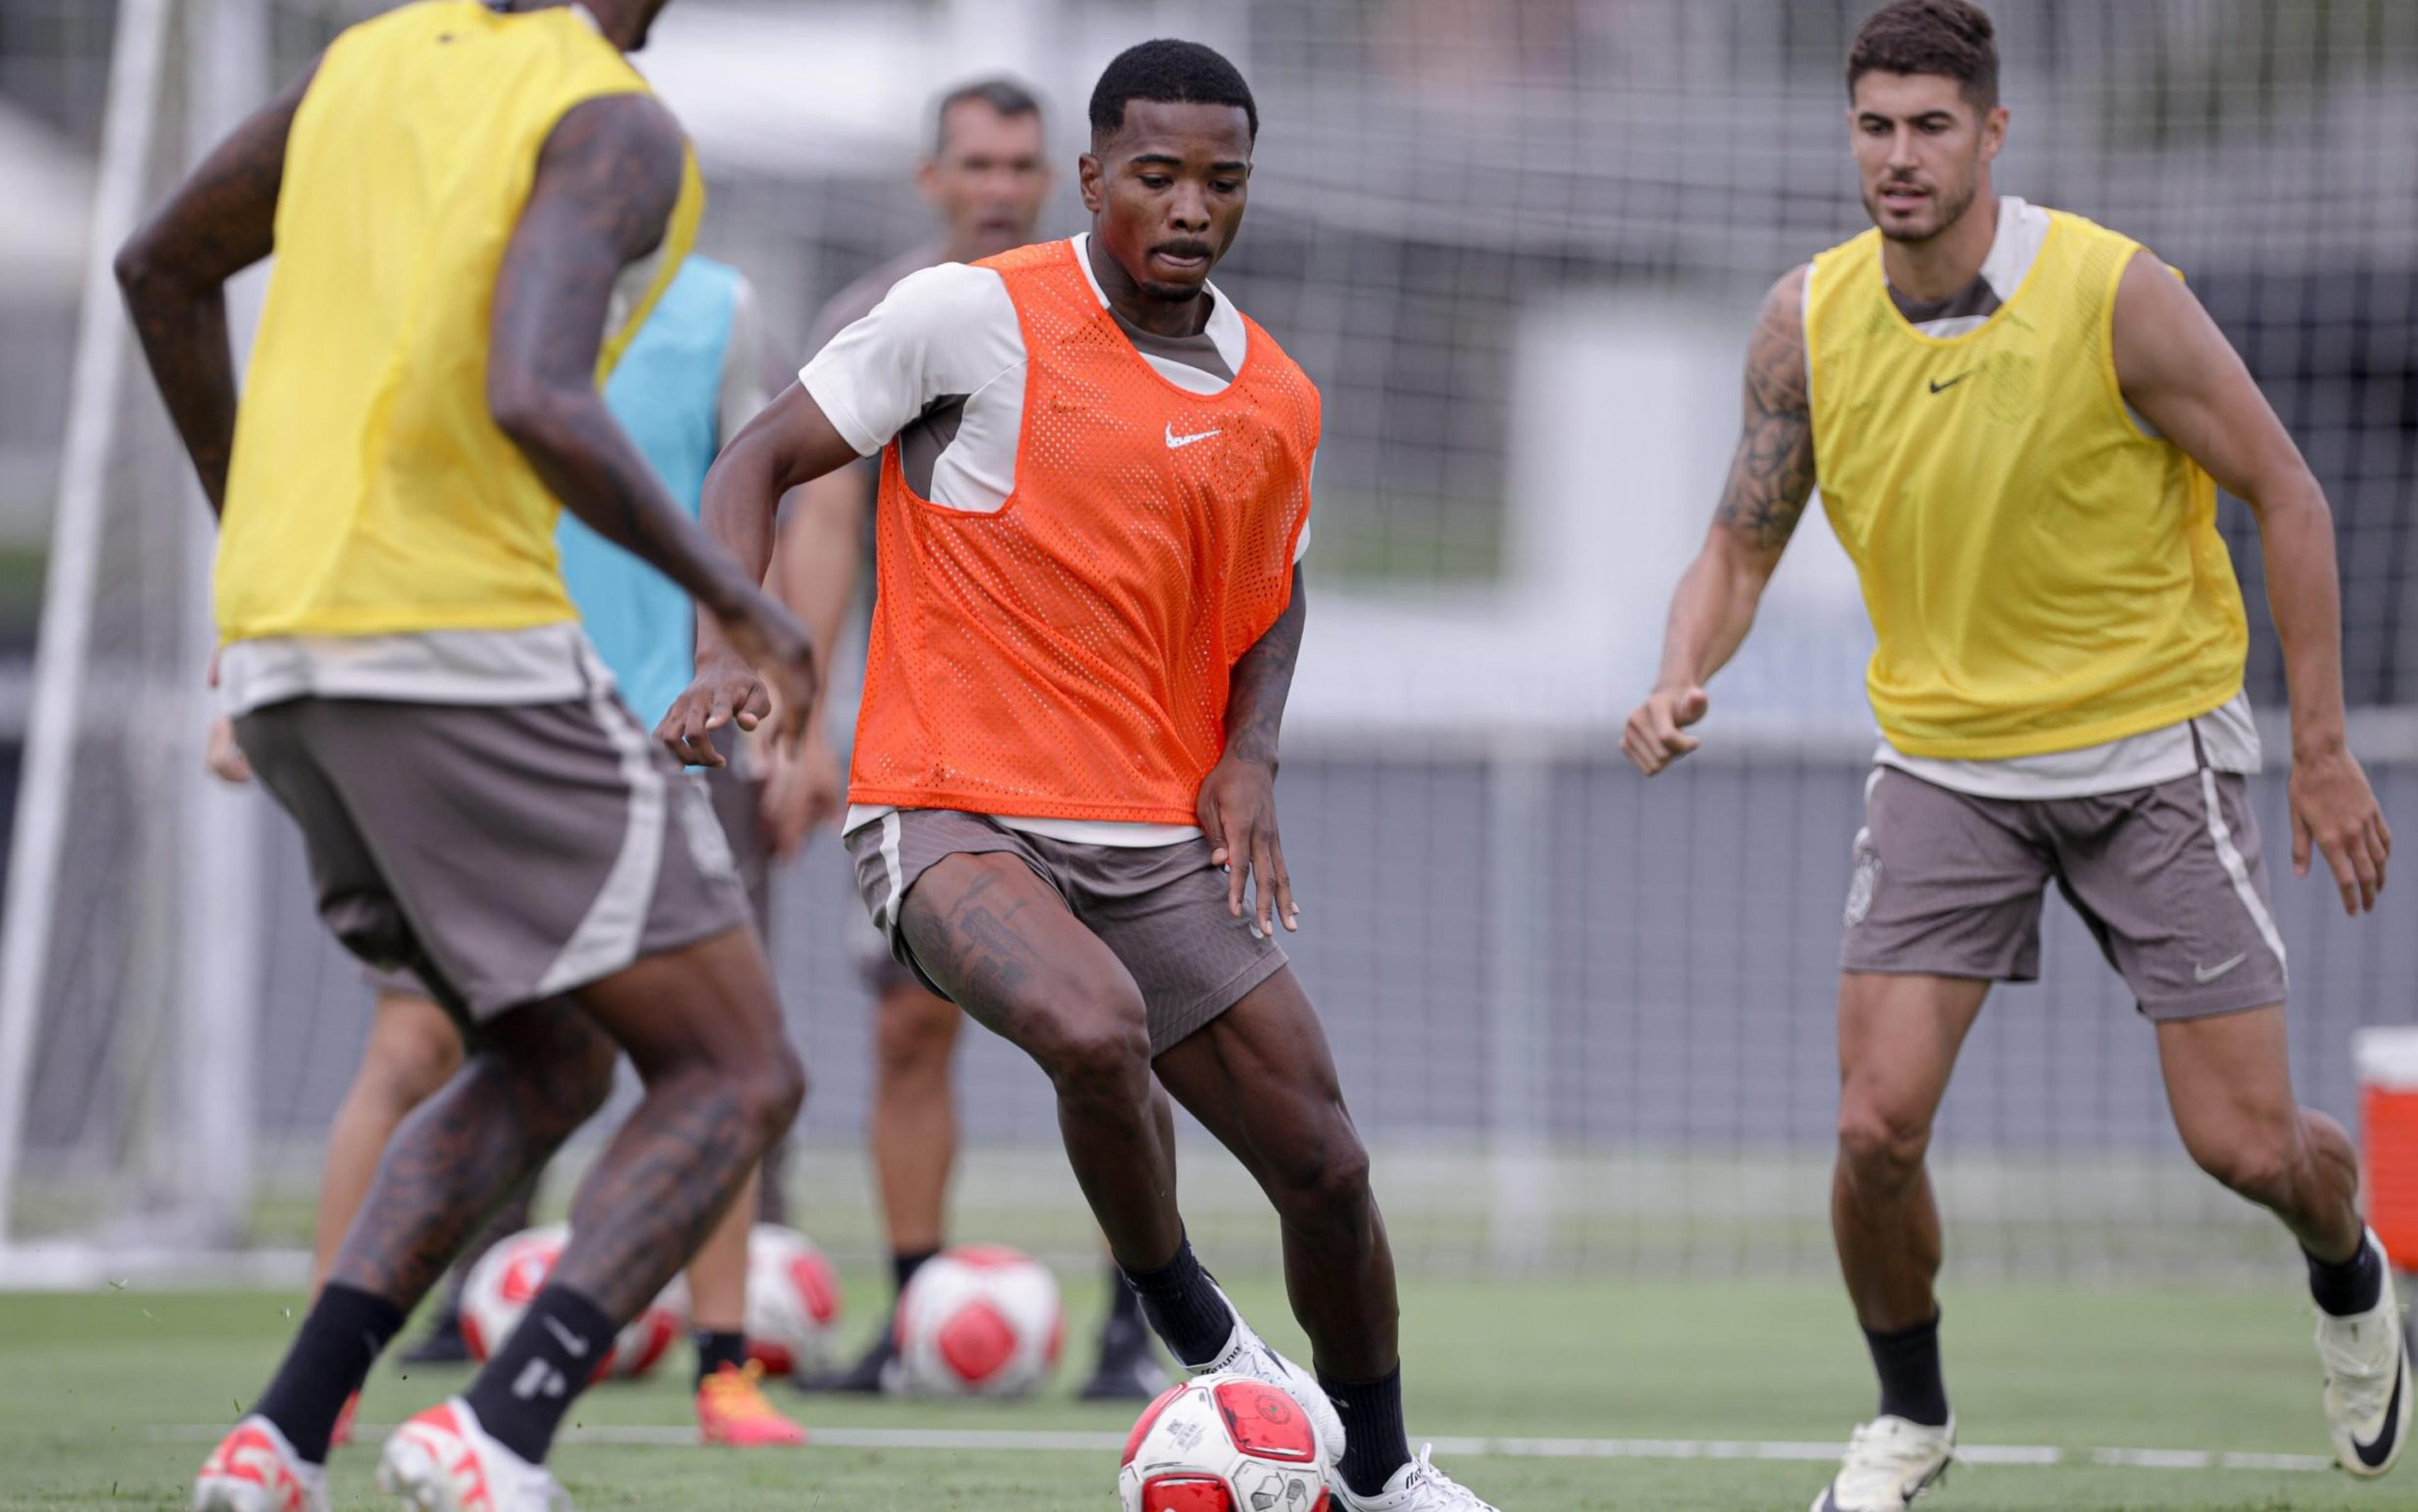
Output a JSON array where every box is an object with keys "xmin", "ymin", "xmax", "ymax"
[
  {"xmin": 1821, "ymin": 196, "xmax": 2264, "ymax": 799},
  {"xmin": 808, "ymin": 234, "xmax": 1311, "ymax": 846}
]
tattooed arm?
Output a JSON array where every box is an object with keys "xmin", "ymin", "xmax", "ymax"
[
  {"xmin": 115, "ymin": 65, "xmax": 315, "ymax": 516},
  {"xmin": 1198, "ymin": 567, "xmax": 1308, "ymax": 936},
  {"xmin": 1621, "ymin": 266, "xmax": 1817, "ymax": 776},
  {"xmin": 488, "ymin": 93, "xmax": 816, "ymax": 746}
]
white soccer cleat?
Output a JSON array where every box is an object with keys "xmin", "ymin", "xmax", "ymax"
[
  {"xmin": 375, "ymin": 1399, "xmax": 574, "ymax": 1511},
  {"xmin": 192, "ymin": 1416, "xmax": 329, "ymax": 1512},
  {"xmin": 1330, "ymin": 1444, "xmax": 1501, "ymax": 1511},
  {"xmin": 1189, "ymin": 1280, "xmax": 1348, "ymax": 1472},
  {"xmin": 1812, "ymin": 1414, "xmax": 1955, "ymax": 1512},
  {"xmin": 2318, "ymin": 1227, "xmax": 2410, "ymax": 1479}
]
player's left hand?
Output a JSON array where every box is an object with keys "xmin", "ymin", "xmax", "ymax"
[
  {"xmin": 759, "ymin": 726, "xmax": 843, "ymax": 860},
  {"xmin": 1198, "ymin": 753, "xmax": 1298, "ymax": 938},
  {"xmin": 657, "ymin": 651, "xmax": 769, "ymax": 768},
  {"xmin": 203, "ymin": 715, "xmax": 251, "ymax": 785},
  {"xmin": 2289, "ymin": 742, "xmax": 2390, "ymax": 915}
]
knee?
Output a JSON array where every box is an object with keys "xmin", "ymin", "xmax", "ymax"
[
  {"xmin": 362, "ymin": 1013, "xmax": 463, "ymax": 1110},
  {"xmin": 1837, "ymin": 1098, "xmax": 1933, "ymax": 1187},
  {"xmin": 1036, "ymin": 987, "xmax": 1152, "ymax": 1102},
  {"xmin": 2188, "ymin": 1125, "xmax": 2300, "ymax": 1207},
  {"xmin": 737, "ymin": 1042, "xmax": 809, "ymax": 1147},
  {"xmin": 1269, "ymin": 1122, "xmax": 1374, "ymax": 1225}
]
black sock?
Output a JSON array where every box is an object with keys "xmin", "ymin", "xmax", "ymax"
[
  {"xmin": 1119, "ymin": 1236, "xmax": 1232, "ymax": 1367},
  {"xmin": 694, "ymin": 1329, "xmax": 748, "ymax": 1387},
  {"xmin": 892, "ymin": 1248, "xmax": 939, "ymax": 1297},
  {"xmin": 1320, "ymin": 1365, "xmax": 1412, "ymax": 1498},
  {"xmin": 1104, "ymin": 1259, "xmax": 1147, "ymax": 1331},
  {"xmin": 1864, "ymin": 1312, "xmax": 1950, "ymax": 1428},
  {"xmin": 462, "ymin": 1285, "xmax": 615, "ymax": 1464},
  {"xmin": 251, "ymin": 1283, "xmax": 405, "ymax": 1464},
  {"xmin": 2308, "ymin": 1232, "xmax": 2385, "ymax": 1317}
]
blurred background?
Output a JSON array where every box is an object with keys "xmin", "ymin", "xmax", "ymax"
[{"xmin": 0, "ymin": 0, "xmax": 2414, "ymax": 1291}]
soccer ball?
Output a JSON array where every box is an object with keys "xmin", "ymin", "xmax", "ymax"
[
  {"xmin": 1120, "ymin": 1373, "xmax": 1332, "ymax": 1512},
  {"xmin": 458, "ymin": 1222, "xmax": 684, "ymax": 1382},
  {"xmin": 742, "ymin": 1224, "xmax": 844, "ymax": 1377},
  {"xmin": 893, "ymin": 1244, "xmax": 1064, "ymax": 1395}
]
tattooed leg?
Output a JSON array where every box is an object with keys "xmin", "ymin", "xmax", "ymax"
[
  {"xmin": 900, "ymin": 853, "xmax": 1183, "ymax": 1270},
  {"xmin": 545, "ymin": 924, "xmax": 805, "ymax": 1319},
  {"xmin": 322, "ymin": 998, "xmax": 618, "ymax": 1307}
]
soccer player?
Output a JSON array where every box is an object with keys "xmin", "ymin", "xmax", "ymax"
[
  {"xmin": 117, "ymin": 0, "xmax": 817, "ymax": 1506},
  {"xmin": 665, "ymin": 39, "xmax": 1497, "ymax": 1512},
  {"xmin": 776, "ymin": 75, "xmax": 1164, "ymax": 1403},
  {"xmin": 1621, "ymin": 3, "xmax": 2406, "ymax": 1508}
]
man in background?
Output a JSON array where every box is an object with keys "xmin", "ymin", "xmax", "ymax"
[{"xmin": 773, "ymin": 76, "xmax": 1163, "ymax": 1401}]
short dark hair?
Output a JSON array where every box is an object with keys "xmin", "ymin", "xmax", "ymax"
[
  {"xmin": 934, "ymin": 77, "xmax": 1043, "ymax": 156},
  {"xmin": 1087, "ymin": 38, "xmax": 1257, "ymax": 143},
  {"xmin": 1847, "ymin": 0, "xmax": 1999, "ymax": 112}
]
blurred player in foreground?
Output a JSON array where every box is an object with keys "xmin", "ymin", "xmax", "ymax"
[
  {"xmin": 209, "ymin": 247, "xmax": 810, "ymax": 1450},
  {"xmin": 779, "ymin": 75, "xmax": 1165, "ymax": 1403},
  {"xmin": 119, "ymin": 0, "xmax": 816, "ymax": 1506},
  {"xmin": 1623, "ymin": 3, "xmax": 2404, "ymax": 1508},
  {"xmin": 664, "ymin": 38, "xmax": 1497, "ymax": 1512}
]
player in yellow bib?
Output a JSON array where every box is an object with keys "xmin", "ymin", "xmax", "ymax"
[
  {"xmin": 1623, "ymin": 4, "xmax": 2404, "ymax": 1508},
  {"xmin": 116, "ymin": 2, "xmax": 817, "ymax": 1506}
]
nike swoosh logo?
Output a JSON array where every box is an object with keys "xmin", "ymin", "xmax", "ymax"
[
  {"xmin": 2353, "ymin": 1346, "xmax": 2406, "ymax": 1469},
  {"xmin": 1927, "ymin": 373, "xmax": 1971, "ymax": 394},
  {"xmin": 2194, "ymin": 952, "xmax": 2249, "ymax": 984},
  {"xmin": 540, "ymin": 1315, "xmax": 589, "ymax": 1358},
  {"xmin": 1166, "ymin": 423, "xmax": 1221, "ymax": 449}
]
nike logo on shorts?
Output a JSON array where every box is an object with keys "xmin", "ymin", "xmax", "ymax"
[
  {"xmin": 1166, "ymin": 423, "xmax": 1222, "ymax": 449},
  {"xmin": 2193, "ymin": 952, "xmax": 2249, "ymax": 984}
]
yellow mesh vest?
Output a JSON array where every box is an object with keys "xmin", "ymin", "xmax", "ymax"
[
  {"xmin": 215, "ymin": 0, "xmax": 703, "ymax": 642},
  {"xmin": 1805, "ymin": 210, "xmax": 2248, "ymax": 759}
]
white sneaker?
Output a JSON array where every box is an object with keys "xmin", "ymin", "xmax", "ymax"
[
  {"xmin": 1330, "ymin": 1444, "xmax": 1500, "ymax": 1511},
  {"xmin": 375, "ymin": 1399, "xmax": 574, "ymax": 1511},
  {"xmin": 1812, "ymin": 1414, "xmax": 1955, "ymax": 1511},
  {"xmin": 2319, "ymin": 1227, "xmax": 2410, "ymax": 1479},
  {"xmin": 1189, "ymin": 1280, "xmax": 1348, "ymax": 1472},
  {"xmin": 192, "ymin": 1416, "xmax": 329, "ymax": 1512}
]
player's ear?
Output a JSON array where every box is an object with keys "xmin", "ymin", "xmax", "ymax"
[
  {"xmin": 916, "ymin": 157, "xmax": 941, "ymax": 203},
  {"xmin": 1980, "ymin": 104, "xmax": 2008, "ymax": 162},
  {"xmin": 1077, "ymin": 152, "xmax": 1104, "ymax": 213}
]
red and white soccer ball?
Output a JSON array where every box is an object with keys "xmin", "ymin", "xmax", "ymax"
[
  {"xmin": 458, "ymin": 1222, "xmax": 685, "ymax": 1382},
  {"xmin": 742, "ymin": 1224, "xmax": 844, "ymax": 1377},
  {"xmin": 1120, "ymin": 1373, "xmax": 1333, "ymax": 1512},
  {"xmin": 893, "ymin": 1244, "xmax": 1064, "ymax": 1396}
]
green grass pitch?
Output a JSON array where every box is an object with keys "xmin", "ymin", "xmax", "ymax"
[{"xmin": 0, "ymin": 1270, "xmax": 2404, "ymax": 1509}]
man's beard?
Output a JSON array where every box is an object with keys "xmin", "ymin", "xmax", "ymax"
[{"xmin": 1870, "ymin": 173, "xmax": 1978, "ymax": 245}]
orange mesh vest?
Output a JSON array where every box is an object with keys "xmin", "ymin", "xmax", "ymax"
[{"xmin": 851, "ymin": 240, "xmax": 1320, "ymax": 824}]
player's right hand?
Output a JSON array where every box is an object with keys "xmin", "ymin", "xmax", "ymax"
[{"xmin": 1622, "ymin": 685, "xmax": 1710, "ymax": 776}]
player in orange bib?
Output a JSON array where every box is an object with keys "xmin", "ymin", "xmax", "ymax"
[{"xmin": 661, "ymin": 40, "xmax": 1497, "ymax": 1512}]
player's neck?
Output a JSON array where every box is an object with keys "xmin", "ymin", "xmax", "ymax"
[
  {"xmin": 1084, "ymin": 232, "xmax": 1213, "ymax": 339},
  {"xmin": 1880, "ymin": 191, "xmax": 1999, "ymax": 305},
  {"xmin": 499, "ymin": 0, "xmax": 640, "ymax": 50}
]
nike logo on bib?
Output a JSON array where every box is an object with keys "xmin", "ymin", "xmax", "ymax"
[
  {"xmin": 1166, "ymin": 423, "xmax": 1222, "ymax": 449},
  {"xmin": 2193, "ymin": 952, "xmax": 2249, "ymax": 984},
  {"xmin": 1927, "ymin": 373, "xmax": 1971, "ymax": 394}
]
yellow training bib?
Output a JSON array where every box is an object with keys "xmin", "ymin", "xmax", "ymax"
[
  {"xmin": 215, "ymin": 0, "xmax": 702, "ymax": 643},
  {"xmin": 1805, "ymin": 210, "xmax": 2247, "ymax": 759}
]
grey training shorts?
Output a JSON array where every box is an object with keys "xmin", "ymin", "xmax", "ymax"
[
  {"xmin": 239, "ymin": 692, "xmax": 753, "ymax": 1023},
  {"xmin": 1841, "ymin": 765, "xmax": 2288, "ymax": 1020},
  {"xmin": 845, "ymin": 809, "xmax": 1288, "ymax": 1054}
]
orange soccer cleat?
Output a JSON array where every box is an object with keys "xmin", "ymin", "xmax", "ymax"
[
  {"xmin": 696, "ymin": 1361, "xmax": 809, "ymax": 1447},
  {"xmin": 328, "ymin": 1392, "xmax": 359, "ymax": 1450}
]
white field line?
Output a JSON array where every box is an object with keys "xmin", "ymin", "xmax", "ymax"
[{"xmin": 151, "ymin": 1423, "xmax": 2335, "ymax": 1472}]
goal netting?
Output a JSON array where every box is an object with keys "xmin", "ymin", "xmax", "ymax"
[{"xmin": 5, "ymin": 0, "xmax": 2415, "ymax": 1287}]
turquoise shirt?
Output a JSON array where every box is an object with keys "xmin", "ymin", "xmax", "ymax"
[{"xmin": 559, "ymin": 255, "xmax": 743, "ymax": 730}]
